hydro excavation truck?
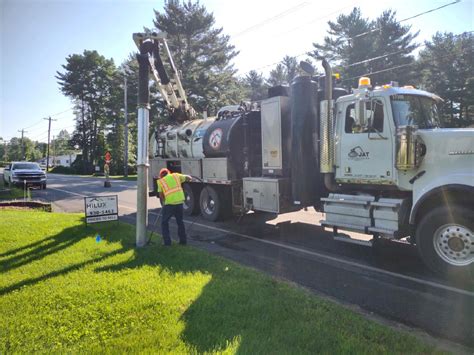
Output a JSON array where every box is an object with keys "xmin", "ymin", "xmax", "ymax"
[{"xmin": 134, "ymin": 33, "xmax": 474, "ymax": 276}]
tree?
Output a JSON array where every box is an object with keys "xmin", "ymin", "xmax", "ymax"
[
  {"xmin": 243, "ymin": 70, "xmax": 268, "ymax": 101},
  {"xmin": 152, "ymin": 0, "xmax": 244, "ymax": 115},
  {"xmin": 267, "ymin": 56, "xmax": 299, "ymax": 86},
  {"xmin": 51, "ymin": 129, "xmax": 72, "ymax": 155},
  {"xmin": 3, "ymin": 137, "xmax": 42, "ymax": 161},
  {"xmin": 56, "ymin": 50, "xmax": 117, "ymax": 173},
  {"xmin": 418, "ymin": 32, "xmax": 474, "ymax": 127},
  {"xmin": 367, "ymin": 10, "xmax": 418, "ymax": 85},
  {"xmin": 282, "ymin": 55, "xmax": 298, "ymax": 84},
  {"xmin": 310, "ymin": 8, "xmax": 418, "ymax": 87},
  {"xmin": 267, "ymin": 64, "xmax": 287, "ymax": 87}
]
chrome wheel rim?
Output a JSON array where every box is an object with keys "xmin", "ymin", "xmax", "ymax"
[
  {"xmin": 183, "ymin": 192, "xmax": 191, "ymax": 211},
  {"xmin": 203, "ymin": 194, "xmax": 215, "ymax": 215},
  {"xmin": 433, "ymin": 224, "xmax": 473, "ymax": 266}
]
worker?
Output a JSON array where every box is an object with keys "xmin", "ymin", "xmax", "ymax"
[{"xmin": 156, "ymin": 168, "xmax": 192, "ymax": 246}]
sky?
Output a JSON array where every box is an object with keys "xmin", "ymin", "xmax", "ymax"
[{"xmin": 1, "ymin": 0, "xmax": 473, "ymax": 143}]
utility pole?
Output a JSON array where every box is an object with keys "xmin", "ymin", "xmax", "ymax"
[
  {"xmin": 123, "ymin": 73, "xmax": 129, "ymax": 177},
  {"xmin": 18, "ymin": 129, "xmax": 27, "ymax": 160},
  {"xmin": 43, "ymin": 116, "xmax": 57, "ymax": 170},
  {"xmin": 52, "ymin": 135, "xmax": 56, "ymax": 167},
  {"xmin": 3, "ymin": 140, "xmax": 7, "ymax": 161}
]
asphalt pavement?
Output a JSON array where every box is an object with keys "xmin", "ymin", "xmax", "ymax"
[{"xmin": 7, "ymin": 173, "xmax": 474, "ymax": 349}]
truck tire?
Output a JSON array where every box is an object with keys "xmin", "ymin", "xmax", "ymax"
[
  {"xmin": 4, "ymin": 179, "xmax": 9, "ymax": 187},
  {"xmin": 183, "ymin": 183, "xmax": 198, "ymax": 216},
  {"xmin": 416, "ymin": 206, "xmax": 473, "ymax": 277},
  {"xmin": 199, "ymin": 186, "xmax": 224, "ymax": 222},
  {"xmin": 42, "ymin": 183, "xmax": 47, "ymax": 190}
]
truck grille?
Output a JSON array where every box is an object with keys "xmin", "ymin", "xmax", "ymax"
[{"xmin": 15, "ymin": 174, "xmax": 43, "ymax": 181}]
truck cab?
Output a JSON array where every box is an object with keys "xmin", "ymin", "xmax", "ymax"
[{"xmin": 321, "ymin": 77, "xmax": 474, "ymax": 275}]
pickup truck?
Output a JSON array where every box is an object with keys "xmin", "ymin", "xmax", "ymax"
[{"xmin": 3, "ymin": 162, "xmax": 47, "ymax": 189}]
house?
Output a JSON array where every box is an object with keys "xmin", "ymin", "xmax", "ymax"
[{"xmin": 38, "ymin": 153, "xmax": 79, "ymax": 167}]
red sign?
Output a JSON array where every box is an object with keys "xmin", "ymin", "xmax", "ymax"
[{"xmin": 105, "ymin": 151, "xmax": 111, "ymax": 163}]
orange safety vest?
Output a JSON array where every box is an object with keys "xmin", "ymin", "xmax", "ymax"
[{"xmin": 158, "ymin": 173, "xmax": 186, "ymax": 205}]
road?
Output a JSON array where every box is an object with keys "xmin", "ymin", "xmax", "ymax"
[{"xmin": 8, "ymin": 173, "xmax": 474, "ymax": 348}]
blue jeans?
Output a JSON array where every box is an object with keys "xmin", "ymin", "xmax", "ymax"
[{"xmin": 161, "ymin": 204, "xmax": 186, "ymax": 245}]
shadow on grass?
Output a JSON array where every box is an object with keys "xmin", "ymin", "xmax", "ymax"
[
  {"xmin": 0, "ymin": 225, "xmax": 86, "ymax": 273},
  {"xmin": 0, "ymin": 221, "xmax": 134, "ymax": 297},
  {"xmin": 94, "ymin": 240, "xmax": 312, "ymax": 353}
]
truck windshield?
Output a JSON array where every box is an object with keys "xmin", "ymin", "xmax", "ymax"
[
  {"xmin": 12, "ymin": 163, "xmax": 40, "ymax": 170},
  {"xmin": 390, "ymin": 94, "xmax": 441, "ymax": 129}
]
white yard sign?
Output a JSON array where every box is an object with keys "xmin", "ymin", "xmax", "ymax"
[{"xmin": 84, "ymin": 195, "xmax": 119, "ymax": 224}]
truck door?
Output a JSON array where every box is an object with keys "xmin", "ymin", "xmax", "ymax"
[{"xmin": 336, "ymin": 98, "xmax": 394, "ymax": 184}]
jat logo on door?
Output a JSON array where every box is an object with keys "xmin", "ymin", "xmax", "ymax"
[{"xmin": 348, "ymin": 146, "xmax": 370, "ymax": 160}]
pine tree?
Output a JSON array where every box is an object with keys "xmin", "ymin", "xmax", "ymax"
[
  {"xmin": 418, "ymin": 32, "xmax": 474, "ymax": 127},
  {"xmin": 367, "ymin": 10, "xmax": 418, "ymax": 85},
  {"xmin": 267, "ymin": 64, "xmax": 287, "ymax": 86},
  {"xmin": 310, "ymin": 8, "xmax": 418, "ymax": 87},
  {"xmin": 243, "ymin": 70, "xmax": 268, "ymax": 101},
  {"xmin": 153, "ymin": 0, "xmax": 243, "ymax": 115},
  {"xmin": 56, "ymin": 50, "xmax": 117, "ymax": 173},
  {"xmin": 281, "ymin": 56, "xmax": 298, "ymax": 84},
  {"xmin": 267, "ymin": 56, "xmax": 299, "ymax": 87}
]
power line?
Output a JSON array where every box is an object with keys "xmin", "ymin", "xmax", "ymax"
[
  {"xmin": 272, "ymin": 3, "xmax": 357, "ymax": 40},
  {"xmin": 22, "ymin": 119, "xmax": 45, "ymax": 130},
  {"xmin": 342, "ymin": 30, "xmax": 473, "ymax": 70},
  {"xmin": 242, "ymin": 0, "xmax": 463, "ymax": 78},
  {"xmin": 349, "ymin": 0, "xmax": 461, "ymax": 41},
  {"xmin": 232, "ymin": 2, "xmax": 310, "ymax": 38},
  {"xmin": 50, "ymin": 108, "xmax": 74, "ymax": 117},
  {"xmin": 340, "ymin": 49, "xmax": 466, "ymax": 83},
  {"xmin": 28, "ymin": 130, "xmax": 50, "ymax": 140},
  {"xmin": 244, "ymin": 25, "xmax": 470, "ymax": 79},
  {"xmin": 341, "ymin": 63, "xmax": 414, "ymax": 83}
]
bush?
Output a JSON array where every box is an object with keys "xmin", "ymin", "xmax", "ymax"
[{"xmin": 49, "ymin": 166, "xmax": 77, "ymax": 174}]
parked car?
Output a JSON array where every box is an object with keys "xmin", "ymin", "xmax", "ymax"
[{"xmin": 3, "ymin": 162, "xmax": 47, "ymax": 189}]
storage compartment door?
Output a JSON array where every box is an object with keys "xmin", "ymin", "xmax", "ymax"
[{"xmin": 261, "ymin": 99, "xmax": 282, "ymax": 170}]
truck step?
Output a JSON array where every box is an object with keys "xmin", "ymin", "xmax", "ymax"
[{"xmin": 333, "ymin": 234, "xmax": 373, "ymax": 247}]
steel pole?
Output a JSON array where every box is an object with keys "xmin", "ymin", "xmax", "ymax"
[
  {"xmin": 136, "ymin": 40, "xmax": 152, "ymax": 248},
  {"xmin": 136, "ymin": 106, "xmax": 149, "ymax": 247}
]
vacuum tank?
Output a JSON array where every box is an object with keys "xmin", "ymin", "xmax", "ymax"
[{"xmin": 203, "ymin": 111, "xmax": 262, "ymax": 178}]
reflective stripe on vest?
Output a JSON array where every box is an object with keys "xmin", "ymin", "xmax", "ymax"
[{"xmin": 158, "ymin": 173, "xmax": 185, "ymax": 205}]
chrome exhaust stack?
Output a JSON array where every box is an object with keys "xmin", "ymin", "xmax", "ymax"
[{"xmin": 319, "ymin": 58, "xmax": 338, "ymax": 191}]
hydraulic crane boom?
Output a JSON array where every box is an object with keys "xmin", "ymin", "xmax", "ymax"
[{"xmin": 133, "ymin": 32, "xmax": 197, "ymax": 122}]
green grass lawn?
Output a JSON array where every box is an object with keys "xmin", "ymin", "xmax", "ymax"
[
  {"xmin": 0, "ymin": 211, "xmax": 439, "ymax": 353},
  {"xmin": 0, "ymin": 178, "xmax": 26, "ymax": 200}
]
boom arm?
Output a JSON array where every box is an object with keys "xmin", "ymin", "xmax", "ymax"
[{"xmin": 133, "ymin": 32, "xmax": 197, "ymax": 122}]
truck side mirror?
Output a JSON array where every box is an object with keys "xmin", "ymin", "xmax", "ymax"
[{"xmin": 355, "ymin": 99, "xmax": 368, "ymax": 128}]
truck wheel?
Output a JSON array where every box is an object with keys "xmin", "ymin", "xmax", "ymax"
[
  {"xmin": 183, "ymin": 184, "xmax": 198, "ymax": 216},
  {"xmin": 199, "ymin": 186, "xmax": 223, "ymax": 222},
  {"xmin": 42, "ymin": 183, "xmax": 47, "ymax": 190},
  {"xmin": 416, "ymin": 206, "xmax": 473, "ymax": 276},
  {"xmin": 4, "ymin": 179, "xmax": 9, "ymax": 187}
]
